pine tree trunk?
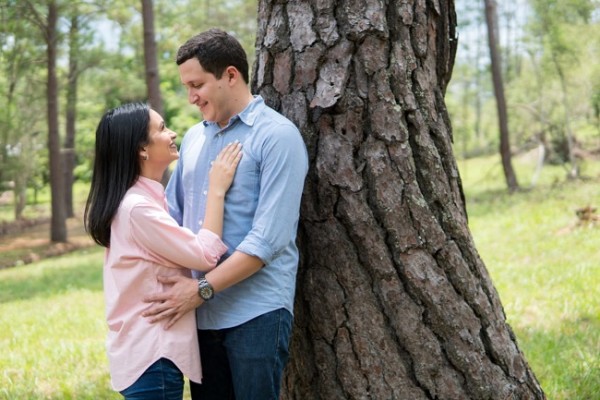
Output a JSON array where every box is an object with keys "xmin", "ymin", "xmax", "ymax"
[
  {"xmin": 46, "ymin": 0, "xmax": 67, "ymax": 242},
  {"xmin": 252, "ymin": 0, "xmax": 544, "ymax": 399},
  {"xmin": 64, "ymin": 13, "xmax": 79, "ymax": 219},
  {"xmin": 484, "ymin": 0, "xmax": 519, "ymax": 192},
  {"xmin": 141, "ymin": 0, "xmax": 169, "ymax": 185}
]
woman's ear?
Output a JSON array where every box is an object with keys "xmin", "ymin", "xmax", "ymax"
[{"xmin": 140, "ymin": 148, "xmax": 148, "ymax": 161}]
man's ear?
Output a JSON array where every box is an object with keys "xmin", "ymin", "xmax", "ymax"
[{"xmin": 225, "ymin": 66, "xmax": 238, "ymax": 83}]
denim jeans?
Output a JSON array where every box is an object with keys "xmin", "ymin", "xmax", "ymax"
[
  {"xmin": 190, "ymin": 308, "xmax": 292, "ymax": 400},
  {"xmin": 120, "ymin": 358, "xmax": 183, "ymax": 400}
]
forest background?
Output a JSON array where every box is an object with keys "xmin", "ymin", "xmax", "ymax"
[
  {"xmin": 0, "ymin": 0, "xmax": 599, "ymax": 399},
  {"xmin": 2, "ymin": 0, "xmax": 599, "ymax": 225}
]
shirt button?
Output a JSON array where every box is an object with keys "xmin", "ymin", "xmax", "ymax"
[
  {"xmin": 210, "ymin": 161, "xmax": 214, "ymax": 166},
  {"xmin": 203, "ymin": 190, "xmax": 207, "ymax": 195},
  {"xmin": 199, "ymin": 220, "xmax": 203, "ymax": 225}
]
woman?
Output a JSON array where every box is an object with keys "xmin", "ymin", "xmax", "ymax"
[{"xmin": 84, "ymin": 102, "xmax": 241, "ymax": 399}]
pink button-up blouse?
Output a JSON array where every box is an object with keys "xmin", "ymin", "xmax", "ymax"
[{"xmin": 104, "ymin": 176, "xmax": 227, "ymax": 391}]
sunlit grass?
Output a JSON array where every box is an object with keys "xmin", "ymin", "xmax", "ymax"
[
  {"xmin": 1, "ymin": 155, "xmax": 598, "ymax": 398},
  {"xmin": 0, "ymin": 248, "xmax": 193, "ymax": 399},
  {"xmin": 459, "ymin": 153, "xmax": 600, "ymax": 400},
  {"xmin": 0, "ymin": 248, "xmax": 116, "ymax": 400}
]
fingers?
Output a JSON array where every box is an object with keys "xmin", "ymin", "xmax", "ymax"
[
  {"xmin": 164, "ymin": 312, "xmax": 185, "ymax": 330},
  {"xmin": 147, "ymin": 308, "xmax": 174, "ymax": 324},
  {"xmin": 142, "ymin": 301, "xmax": 169, "ymax": 315},
  {"xmin": 143, "ymin": 293, "xmax": 170, "ymax": 303},
  {"xmin": 156, "ymin": 274, "xmax": 181, "ymax": 284},
  {"xmin": 216, "ymin": 141, "xmax": 242, "ymax": 164}
]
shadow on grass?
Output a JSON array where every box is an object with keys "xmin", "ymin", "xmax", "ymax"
[{"xmin": 0, "ymin": 249, "xmax": 103, "ymax": 304}]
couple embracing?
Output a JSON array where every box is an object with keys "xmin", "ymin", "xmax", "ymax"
[{"xmin": 85, "ymin": 28, "xmax": 308, "ymax": 400}]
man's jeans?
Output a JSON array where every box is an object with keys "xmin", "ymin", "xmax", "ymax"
[
  {"xmin": 190, "ymin": 308, "xmax": 292, "ymax": 400},
  {"xmin": 120, "ymin": 358, "xmax": 183, "ymax": 400}
]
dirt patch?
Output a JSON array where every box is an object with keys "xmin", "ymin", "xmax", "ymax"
[{"xmin": 0, "ymin": 216, "xmax": 96, "ymax": 270}]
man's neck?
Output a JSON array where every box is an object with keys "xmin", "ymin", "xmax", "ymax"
[{"xmin": 218, "ymin": 89, "xmax": 254, "ymax": 128}]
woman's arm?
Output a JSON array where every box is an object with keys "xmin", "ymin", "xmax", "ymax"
[{"xmin": 127, "ymin": 143, "xmax": 242, "ymax": 271}]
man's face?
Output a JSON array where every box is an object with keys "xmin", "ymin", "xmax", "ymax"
[{"xmin": 179, "ymin": 58, "xmax": 232, "ymax": 127}]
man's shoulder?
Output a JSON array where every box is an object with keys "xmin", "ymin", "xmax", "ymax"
[{"xmin": 255, "ymin": 107, "xmax": 300, "ymax": 139}]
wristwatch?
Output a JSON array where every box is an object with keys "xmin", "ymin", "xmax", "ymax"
[{"xmin": 197, "ymin": 278, "xmax": 214, "ymax": 301}]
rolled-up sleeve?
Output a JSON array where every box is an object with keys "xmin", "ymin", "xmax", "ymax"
[
  {"xmin": 236, "ymin": 123, "xmax": 308, "ymax": 264},
  {"xmin": 130, "ymin": 203, "xmax": 227, "ymax": 271}
]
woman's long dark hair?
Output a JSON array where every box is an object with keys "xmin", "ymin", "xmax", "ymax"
[{"xmin": 84, "ymin": 102, "xmax": 150, "ymax": 247}]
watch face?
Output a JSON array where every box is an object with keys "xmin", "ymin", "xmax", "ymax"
[
  {"xmin": 200, "ymin": 286, "xmax": 213, "ymax": 299},
  {"xmin": 199, "ymin": 280, "xmax": 214, "ymax": 300}
]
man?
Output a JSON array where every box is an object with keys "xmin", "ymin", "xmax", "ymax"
[{"xmin": 142, "ymin": 28, "xmax": 308, "ymax": 400}]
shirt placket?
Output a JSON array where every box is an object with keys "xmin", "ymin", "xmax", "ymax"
[{"xmin": 198, "ymin": 129, "xmax": 228, "ymax": 229}]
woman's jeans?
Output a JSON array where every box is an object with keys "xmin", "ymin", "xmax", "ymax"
[
  {"xmin": 190, "ymin": 308, "xmax": 293, "ymax": 400},
  {"xmin": 120, "ymin": 358, "xmax": 183, "ymax": 400}
]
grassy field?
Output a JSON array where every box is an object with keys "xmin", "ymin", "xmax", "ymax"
[
  {"xmin": 0, "ymin": 153, "xmax": 599, "ymax": 399},
  {"xmin": 459, "ymin": 153, "xmax": 600, "ymax": 399}
]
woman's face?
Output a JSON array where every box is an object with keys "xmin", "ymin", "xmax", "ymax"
[{"xmin": 144, "ymin": 109, "xmax": 179, "ymax": 166}]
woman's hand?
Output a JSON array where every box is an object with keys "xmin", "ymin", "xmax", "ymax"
[{"xmin": 208, "ymin": 141, "xmax": 242, "ymax": 197}]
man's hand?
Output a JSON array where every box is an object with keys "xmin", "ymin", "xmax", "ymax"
[{"xmin": 142, "ymin": 275, "xmax": 202, "ymax": 329}]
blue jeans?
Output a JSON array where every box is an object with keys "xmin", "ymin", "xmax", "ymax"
[
  {"xmin": 120, "ymin": 358, "xmax": 183, "ymax": 400},
  {"xmin": 190, "ymin": 308, "xmax": 292, "ymax": 400}
]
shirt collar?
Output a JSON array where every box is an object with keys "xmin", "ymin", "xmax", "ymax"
[{"xmin": 202, "ymin": 95, "xmax": 264, "ymax": 129}]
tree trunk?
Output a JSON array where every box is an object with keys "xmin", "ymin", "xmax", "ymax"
[
  {"xmin": 141, "ymin": 0, "xmax": 169, "ymax": 185},
  {"xmin": 46, "ymin": 0, "xmax": 67, "ymax": 242},
  {"xmin": 252, "ymin": 0, "xmax": 544, "ymax": 399},
  {"xmin": 551, "ymin": 53, "xmax": 578, "ymax": 179},
  {"xmin": 64, "ymin": 13, "xmax": 79, "ymax": 218},
  {"xmin": 484, "ymin": 0, "xmax": 519, "ymax": 193}
]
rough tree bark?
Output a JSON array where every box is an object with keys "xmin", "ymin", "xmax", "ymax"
[{"xmin": 251, "ymin": 0, "xmax": 544, "ymax": 399}]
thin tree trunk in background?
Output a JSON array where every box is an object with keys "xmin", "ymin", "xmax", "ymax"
[
  {"xmin": 551, "ymin": 53, "xmax": 578, "ymax": 178},
  {"xmin": 141, "ymin": 0, "xmax": 168, "ymax": 185},
  {"xmin": 64, "ymin": 13, "xmax": 79, "ymax": 218},
  {"xmin": 475, "ymin": 13, "xmax": 483, "ymax": 143},
  {"xmin": 253, "ymin": 0, "xmax": 544, "ymax": 398},
  {"xmin": 484, "ymin": 0, "xmax": 519, "ymax": 192},
  {"xmin": 46, "ymin": 0, "xmax": 67, "ymax": 242}
]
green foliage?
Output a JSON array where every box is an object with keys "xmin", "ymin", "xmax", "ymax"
[
  {"xmin": 0, "ymin": 0, "xmax": 258, "ymax": 219},
  {"xmin": 449, "ymin": 0, "xmax": 600, "ymax": 163}
]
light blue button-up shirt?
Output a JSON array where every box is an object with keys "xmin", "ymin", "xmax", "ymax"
[{"xmin": 166, "ymin": 96, "xmax": 308, "ymax": 329}]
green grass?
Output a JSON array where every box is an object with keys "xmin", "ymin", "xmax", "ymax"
[
  {"xmin": 0, "ymin": 248, "xmax": 193, "ymax": 399},
  {"xmin": 0, "ymin": 248, "xmax": 115, "ymax": 400},
  {"xmin": 459, "ymin": 154, "xmax": 600, "ymax": 400},
  {"xmin": 0, "ymin": 155, "xmax": 599, "ymax": 399}
]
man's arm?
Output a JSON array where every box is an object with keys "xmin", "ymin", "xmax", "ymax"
[{"xmin": 142, "ymin": 251, "xmax": 263, "ymax": 329}]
